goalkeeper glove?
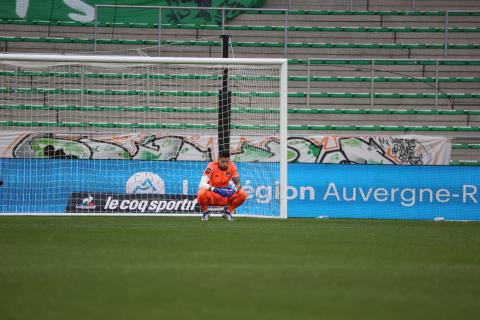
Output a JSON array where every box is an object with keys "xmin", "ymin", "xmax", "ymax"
[
  {"xmin": 224, "ymin": 187, "xmax": 237, "ymax": 198},
  {"xmin": 211, "ymin": 187, "xmax": 230, "ymax": 198}
]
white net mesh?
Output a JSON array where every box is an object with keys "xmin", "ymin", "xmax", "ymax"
[{"xmin": 0, "ymin": 57, "xmax": 284, "ymax": 217}]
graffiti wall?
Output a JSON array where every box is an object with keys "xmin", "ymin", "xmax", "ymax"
[
  {"xmin": 0, "ymin": 131, "xmax": 452, "ymax": 165},
  {"xmin": 287, "ymin": 135, "xmax": 451, "ymax": 165},
  {"xmin": 4, "ymin": 1, "xmax": 266, "ymax": 24}
]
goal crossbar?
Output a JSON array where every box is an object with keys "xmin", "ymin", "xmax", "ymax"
[{"xmin": 0, "ymin": 54, "xmax": 287, "ymax": 66}]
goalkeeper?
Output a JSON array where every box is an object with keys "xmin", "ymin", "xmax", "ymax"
[{"xmin": 197, "ymin": 150, "xmax": 247, "ymax": 221}]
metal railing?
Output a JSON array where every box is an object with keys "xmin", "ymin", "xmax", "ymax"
[
  {"xmin": 256, "ymin": 0, "xmax": 479, "ymax": 12},
  {"xmin": 90, "ymin": 5, "xmax": 480, "ymax": 110},
  {"xmin": 93, "ymin": 5, "xmax": 290, "ymax": 57},
  {"xmin": 304, "ymin": 58, "xmax": 480, "ymax": 109},
  {"xmin": 92, "ymin": 5, "xmax": 479, "ymax": 59}
]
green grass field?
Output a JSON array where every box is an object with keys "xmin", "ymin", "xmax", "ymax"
[{"xmin": 0, "ymin": 217, "xmax": 479, "ymax": 320}]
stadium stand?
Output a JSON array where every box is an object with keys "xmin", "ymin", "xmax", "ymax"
[{"xmin": 0, "ymin": 0, "xmax": 480, "ymax": 164}]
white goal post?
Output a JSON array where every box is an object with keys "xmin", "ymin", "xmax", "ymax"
[{"xmin": 0, "ymin": 54, "xmax": 288, "ymax": 219}]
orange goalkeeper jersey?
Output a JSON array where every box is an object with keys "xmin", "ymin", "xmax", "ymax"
[{"xmin": 203, "ymin": 161, "xmax": 239, "ymax": 188}]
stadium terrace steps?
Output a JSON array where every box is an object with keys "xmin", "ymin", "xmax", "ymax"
[
  {"xmin": 267, "ymin": 0, "xmax": 480, "ymax": 11},
  {"xmin": 1, "ymin": 2, "xmax": 480, "ymax": 163},
  {"xmin": 1, "ymin": 100, "xmax": 480, "ymax": 161},
  {"xmin": 1, "ymin": 64, "xmax": 479, "ymax": 109},
  {"xmin": 3, "ymin": 104, "xmax": 480, "ymax": 116},
  {"xmin": 1, "ymin": 36, "xmax": 479, "ymax": 60},
  {"xmin": 2, "ymin": 68, "xmax": 479, "ymax": 84},
  {"xmin": 0, "ymin": 7, "xmax": 479, "ymax": 59},
  {"xmin": 2, "ymin": 19, "xmax": 480, "ymax": 33},
  {"xmin": 2, "ymin": 120, "xmax": 480, "ymax": 132},
  {"xmin": 2, "ymin": 36, "xmax": 479, "ymax": 50},
  {"xmin": 2, "ymin": 103, "xmax": 480, "ymax": 129},
  {"xmin": 0, "ymin": 86, "xmax": 478, "ymax": 100}
]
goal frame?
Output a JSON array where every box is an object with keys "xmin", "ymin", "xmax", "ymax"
[{"xmin": 0, "ymin": 53, "xmax": 288, "ymax": 219}]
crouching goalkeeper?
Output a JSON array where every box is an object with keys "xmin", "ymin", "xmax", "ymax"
[{"xmin": 197, "ymin": 150, "xmax": 247, "ymax": 221}]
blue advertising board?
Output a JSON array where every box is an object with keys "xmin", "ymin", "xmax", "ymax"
[
  {"xmin": 1, "ymin": 159, "xmax": 479, "ymax": 220},
  {"xmin": 288, "ymin": 164, "xmax": 480, "ymax": 220},
  {"xmin": 0, "ymin": 159, "xmax": 280, "ymax": 216}
]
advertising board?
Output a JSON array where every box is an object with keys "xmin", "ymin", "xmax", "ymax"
[{"xmin": 1, "ymin": 159, "xmax": 479, "ymax": 220}]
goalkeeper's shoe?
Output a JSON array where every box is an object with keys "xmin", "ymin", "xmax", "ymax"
[
  {"xmin": 222, "ymin": 210, "xmax": 234, "ymax": 222},
  {"xmin": 201, "ymin": 211, "xmax": 210, "ymax": 221}
]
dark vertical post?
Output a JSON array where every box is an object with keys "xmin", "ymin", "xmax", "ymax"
[{"xmin": 218, "ymin": 34, "xmax": 231, "ymax": 155}]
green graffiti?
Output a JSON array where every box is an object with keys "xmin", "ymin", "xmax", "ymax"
[
  {"xmin": 138, "ymin": 151, "xmax": 161, "ymax": 161},
  {"xmin": 141, "ymin": 135, "xmax": 156, "ymax": 145},
  {"xmin": 287, "ymin": 138, "xmax": 322, "ymax": 163},
  {"xmin": 30, "ymin": 138, "xmax": 56, "ymax": 154},
  {"xmin": 232, "ymin": 143, "xmax": 273, "ymax": 162},
  {"xmin": 287, "ymin": 150, "xmax": 297, "ymax": 162},
  {"xmin": 30, "ymin": 137, "xmax": 86, "ymax": 158},
  {"xmin": 160, "ymin": 0, "xmax": 267, "ymax": 25},
  {"xmin": 2, "ymin": 1, "xmax": 266, "ymax": 25},
  {"xmin": 307, "ymin": 143, "xmax": 321, "ymax": 158},
  {"xmin": 119, "ymin": 150, "xmax": 131, "ymax": 159},
  {"xmin": 63, "ymin": 141, "xmax": 83, "ymax": 154},
  {"xmin": 341, "ymin": 138, "xmax": 361, "ymax": 148},
  {"xmin": 10, "ymin": 133, "xmax": 443, "ymax": 164},
  {"xmin": 104, "ymin": 145, "xmax": 117, "ymax": 152}
]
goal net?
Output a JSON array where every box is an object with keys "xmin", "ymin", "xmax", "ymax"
[{"xmin": 0, "ymin": 54, "xmax": 287, "ymax": 218}]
